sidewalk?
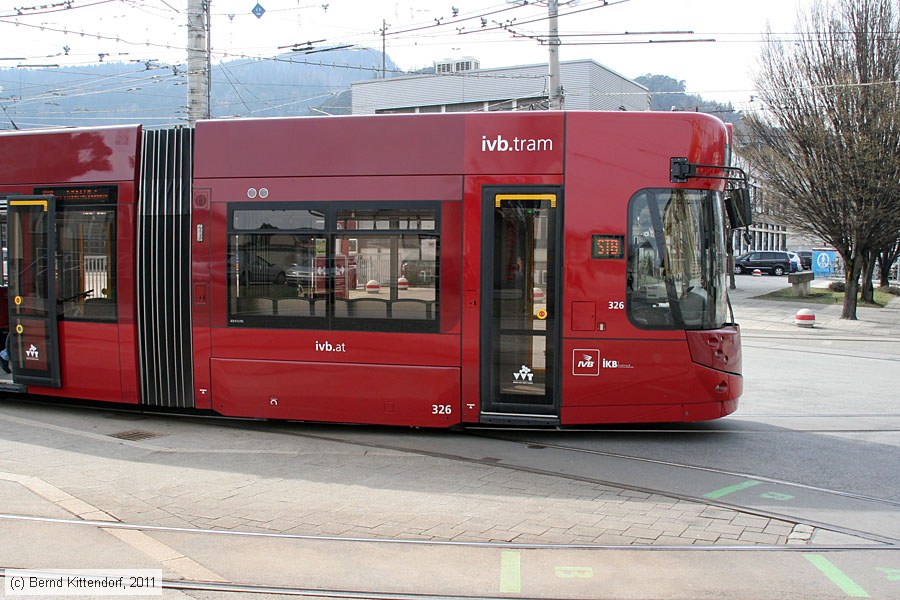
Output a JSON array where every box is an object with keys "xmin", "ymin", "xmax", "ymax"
[{"xmin": 728, "ymin": 277, "xmax": 900, "ymax": 337}]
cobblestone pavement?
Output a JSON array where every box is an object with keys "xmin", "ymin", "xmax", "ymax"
[
  {"xmin": 0, "ymin": 405, "xmax": 810, "ymax": 549},
  {"xmin": 4, "ymin": 278, "xmax": 897, "ymax": 554}
]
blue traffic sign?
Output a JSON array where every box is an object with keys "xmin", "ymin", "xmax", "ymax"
[{"xmin": 812, "ymin": 249, "xmax": 836, "ymax": 277}]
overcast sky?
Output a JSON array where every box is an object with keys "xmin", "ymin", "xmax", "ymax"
[{"xmin": 0, "ymin": 0, "xmax": 810, "ymax": 109}]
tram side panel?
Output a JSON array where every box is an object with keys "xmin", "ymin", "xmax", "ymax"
[
  {"xmin": 205, "ymin": 195, "xmax": 463, "ymax": 427},
  {"xmin": 191, "ymin": 187, "xmax": 213, "ymax": 410},
  {"xmin": 193, "ymin": 147, "xmax": 465, "ymax": 426},
  {"xmin": 559, "ymin": 112, "xmax": 742, "ymax": 424},
  {"xmin": 0, "ymin": 126, "xmax": 142, "ymax": 404}
]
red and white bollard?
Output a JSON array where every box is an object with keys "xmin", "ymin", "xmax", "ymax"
[
  {"xmin": 795, "ymin": 308, "xmax": 816, "ymax": 328},
  {"xmin": 752, "ymin": 269, "xmax": 762, "ymax": 277},
  {"xmin": 365, "ymin": 280, "xmax": 380, "ymax": 294},
  {"xmin": 397, "ymin": 276, "xmax": 409, "ymax": 291}
]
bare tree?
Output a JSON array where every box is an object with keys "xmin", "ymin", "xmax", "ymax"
[
  {"xmin": 878, "ymin": 238, "xmax": 900, "ymax": 287},
  {"xmin": 745, "ymin": 0, "xmax": 900, "ymax": 319}
]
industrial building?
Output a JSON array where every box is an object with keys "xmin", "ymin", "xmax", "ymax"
[{"xmin": 351, "ymin": 58, "xmax": 650, "ymax": 114}]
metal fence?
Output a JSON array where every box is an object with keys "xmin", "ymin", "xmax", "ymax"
[{"xmin": 83, "ymin": 255, "xmax": 109, "ymax": 298}]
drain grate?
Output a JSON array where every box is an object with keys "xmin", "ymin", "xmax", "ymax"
[{"xmin": 109, "ymin": 429, "xmax": 162, "ymax": 441}]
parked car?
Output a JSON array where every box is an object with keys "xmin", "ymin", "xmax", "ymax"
[
  {"xmin": 734, "ymin": 251, "xmax": 793, "ymax": 276},
  {"xmin": 787, "ymin": 252, "xmax": 802, "ymax": 272},
  {"xmin": 795, "ymin": 251, "xmax": 812, "ymax": 271},
  {"xmin": 285, "ymin": 259, "xmax": 317, "ymax": 285},
  {"xmin": 228, "ymin": 253, "xmax": 287, "ymax": 285}
]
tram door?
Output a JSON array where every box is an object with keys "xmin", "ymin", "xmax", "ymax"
[
  {"xmin": 5, "ymin": 196, "xmax": 61, "ymax": 387},
  {"xmin": 480, "ymin": 187, "xmax": 561, "ymax": 422}
]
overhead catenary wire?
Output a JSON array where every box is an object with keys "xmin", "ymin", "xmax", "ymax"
[
  {"xmin": 2, "ymin": 0, "xmax": 895, "ymax": 125},
  {"xmin": 0, "ymin": 0, "xmax": 615, "ymax": 73},
  {"xmin": 0, "ymin": 0, "xmax": 118, "ymax": 19}
]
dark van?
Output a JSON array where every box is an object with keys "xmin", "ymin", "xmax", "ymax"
[{"xmin": 734, "ymin": 251, "xmax": 792, "ymax": 276}]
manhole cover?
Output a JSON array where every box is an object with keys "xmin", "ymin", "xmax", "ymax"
[{"xmin": 108, "ymin": 430, "xmax": 162, "ymax": 441}]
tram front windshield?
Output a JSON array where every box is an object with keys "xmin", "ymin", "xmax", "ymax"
[{"xmin": 627, "ymin": 188, "xmax": 729, "ymax": 330}]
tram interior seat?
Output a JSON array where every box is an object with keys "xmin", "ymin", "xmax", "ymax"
[
  {"xmin": 390, "ymin": 298, "xmax": 433, "ymax": 320},
  {"xmin": 333, "ymin": 298, "xmax": 350, "ymax": 317},
  {"xmin": 232, "ymin": 297, "xmax": 432, "ymax": 320},
  {"xmin": 61, "ymin": 300, "xmax": 83, "ymax": 318},
  {"xmin": 81, "ymin": 298, "xmax": 116, "ymax": 319},
  {"xmin": 629, "ymin": 287, "xmax": 707, "ymax": 328},
  {"xmin": 629, "ymin": 291, "xmax": 673, "ymax": 327},
  {"xmin": 276, "ymin": 298, "xmax": 320, "ymax": 316},
  {"xmin": 351, "ymin": 298, "xmax": 389, "ymax": 318},
  {"xmin": 237, "ymin": 297, "xmax": 275, "ymax": 316},
  {"xmin": 677, "ymin": 289, "xmax": 708, "ymax": 326}
]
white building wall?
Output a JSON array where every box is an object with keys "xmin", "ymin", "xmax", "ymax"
[
  {"xmin": 588, "ymin": 63, "xmax": 651, "ymax": 111},
  {"xmin": 351, "ymin": 59, "xmax": 649, "ymax": 114}
]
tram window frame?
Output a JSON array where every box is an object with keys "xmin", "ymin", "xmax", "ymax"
[
  {"xmin": 226, "ymin": 202, "xmax": 441, "ymax": 333},
  {"xmin": 625, "ymin": 188, "xmax": 728, "ymax": 331},
  {"xmin": 333, "ymin": 204, "xmax": 440, "ymax": 333},
  {"xmin": 227, "ymin": 205, "xmax": 328, "ymax": 329},
  {"xmin": 35, "ymin": 186, "xmax": 119, "ymax": 323}
]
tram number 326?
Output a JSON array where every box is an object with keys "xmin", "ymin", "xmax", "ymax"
[{"xmin": 432, "ymin": 405, "xmax": 453, "ymax": 415}]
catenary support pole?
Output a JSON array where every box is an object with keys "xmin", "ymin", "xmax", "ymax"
[{"xmin": 187, "ymin": 0, "xmax": 211, "ymax": 125}]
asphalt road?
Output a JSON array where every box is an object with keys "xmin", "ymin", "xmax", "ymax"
[{"xmin": 2, "ymin": 271, "xmax": 899, "ymax": 599}]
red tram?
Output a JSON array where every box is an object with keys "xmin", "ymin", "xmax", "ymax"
[{"xmin": 0, "ymin": 111, "xmax": 746, "ymax": 427}]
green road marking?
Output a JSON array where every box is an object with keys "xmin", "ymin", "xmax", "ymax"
[
  {"xmin": 500, "ymin": 551, "xmax": 521, "ymax": 594},
  {"xmin": 556, "ymin": 566, "xmax": 593, "ymax": 579},
  {"xmin": 760, "ymin": 491, "xmax": 795, "ymax": 501},
  {"xmin": 876, "ymin": 567, "xmax": 900, "ymax": 581},
  {"xmin": 702, "ymin": 480, "xmax": 762, "ymax": 499},
  {"xmin": 805, "ymin": 554, "xmax": 870, "ymax": 598}
]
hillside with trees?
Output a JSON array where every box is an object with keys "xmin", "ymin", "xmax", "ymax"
[
  {"xmin": 0, "ymin": 50, "xmax": 390, "ymax": 129},
  {"xmin": 0, "ymin": 59, "xmax": 741, "ymax": 131},
  {"xmin": 634, "ymin": 74, "xmax": 741, "ymax": 124}
]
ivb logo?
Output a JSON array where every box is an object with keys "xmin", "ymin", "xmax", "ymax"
[
  {"xmin": 572, "ymin": 349, "xmax": 600, "ymax": 376},
  {"xmin": 315, "ymin": 340, "xmax": 346, "ymax": 353}
]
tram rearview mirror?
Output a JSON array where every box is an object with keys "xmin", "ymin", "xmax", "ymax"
[{"xmin": 725, "ymin": 187, "xmax": 752, "ymax": 229}]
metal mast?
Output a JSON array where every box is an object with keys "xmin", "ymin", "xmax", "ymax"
[
  {"xmin": 548, "ymin": 0, "xmax": 563, "ymax": 109},
  {"xmin": 187, "ymin": 0, "xmax": 211, "ymax": 125}
]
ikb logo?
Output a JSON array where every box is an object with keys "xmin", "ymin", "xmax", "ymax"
[
  {"xmin": 513, "ymin": 365, "xmax": 535, "ymax": 384},
  {"xmin": 572, "ymin": 349, "xmax": 600, "ymax": 376},
  {"xmin": 25, "ymin": 344, "xmax": 40, "ymax": 361}
]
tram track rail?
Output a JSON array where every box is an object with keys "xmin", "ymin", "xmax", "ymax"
[
  {"xmin": 2, "ymin": 515, "xmax": 899, "ymax": 600},
  {"xmin": 467, "ymin": 431, "xmax": 900, "ymax": 509},
  {"xmin": 3, "ymin": 397, "xmax": 900, "ymax": 549},
  {"xmin": 251, "ymin": 425, "xmax": 900, "ymax": 547},
  {"xmin": 3, "ymin": 402, "xmax": 900, "ymax": 599},
  {"xmin": 0, "ymin": 564, "xmax": 553, "ymax": 600},
  {"xmin": 0, "ymin": 512, "xmax": 898, "ymax": 553},
  {"xmin": 742, "ymin": 334, "xmax": 900, "ymax": 342}
]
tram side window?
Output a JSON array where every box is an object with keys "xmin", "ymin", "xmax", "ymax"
[
  {"xmin": 334, "ymin": 206, "xmax": 439, "ymax": 330},
  {"xmin": 227, "ymin": 204, "xmax": 440, "ymax": 332},
  {"xmin": 228, "ymin": 208, "xmax": 326, "ymax": 324},
  {"xmin": 57, "ymin": 208, "xmax": 117, "ymax": 321}
]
